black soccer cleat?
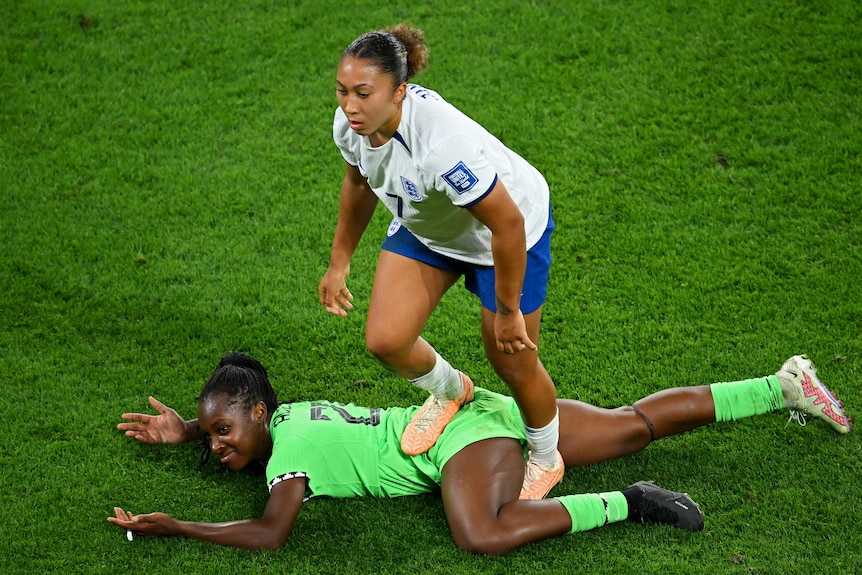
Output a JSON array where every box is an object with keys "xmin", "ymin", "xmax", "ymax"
[{"xmin": 627, "ymin": 481, "xmax": 704, "ymax": 531}]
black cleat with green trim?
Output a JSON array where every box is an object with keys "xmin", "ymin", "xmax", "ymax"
[{"xmin": 626, "ymin": 481, "xmax": 704, "ymax": 531}]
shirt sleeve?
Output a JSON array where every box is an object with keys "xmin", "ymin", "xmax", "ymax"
[
  {"xmin": 266, "ymin": 435, "xmax": 320, "ymax": 498},
  {"xmin": 428, "ymin": 134, "xmax": 498, "ymax": 207}
]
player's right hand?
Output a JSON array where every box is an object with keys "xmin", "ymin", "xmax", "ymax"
[{"xmin": 118, "ymin": 396, "xmax": 189, "ymax": 444}]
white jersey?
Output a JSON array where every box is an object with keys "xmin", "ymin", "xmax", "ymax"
[{"xmin": 333, "ymin": 84, "xmax": 550, "ymax": 266}]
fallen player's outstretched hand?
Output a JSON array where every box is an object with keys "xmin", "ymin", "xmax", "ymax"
[
  {"xmin": 108, "ymin": 507, "xmax": 178, "ymax": 537},
  {"xmin": 118, "ymin": 396, "xmax": 190, "ymax": 444}
]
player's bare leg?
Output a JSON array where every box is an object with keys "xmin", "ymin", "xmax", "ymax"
[
  {"xmin": 441, "ymin": 437, "xmax": 576, "ymax": 555},
  {"xmin": 481, "ymin": 305, "xmax": 562, "ymax": 499},
  {"xmin": 366, "ymin": 250, "xmax": 473, "ymax": 455},
  {"xmin": 441, "ymin": 438, "xmax": 702, "ymax": 555},
  {"xmin": 556, "ymin": 357, "xmax": 851, "ymax": 468},
  {"xmin": 556, "ymin": 387, "xmax": 717, "ymax": 467},
  {"xmin": 365, "ymin": 251, "xmax": 457, "ymax": 379}
]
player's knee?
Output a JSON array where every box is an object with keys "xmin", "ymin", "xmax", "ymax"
[
  {"xmin": 487, "ymin": 356, "xmax": 537, "ymax": 387},
  {"xmin": 452, "ymin": 528, "xmax": 511, "ymax": 556},
  {"xmin": 364, "ymin": 331, "xmax": 408, "ymax": 363}
]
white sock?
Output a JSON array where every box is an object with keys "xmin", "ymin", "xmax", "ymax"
[
  {"xmin": 525, "ymin": 408, "xmax": 560, "ymax": 465},
  {"xmin": 408, "ymin": 353, "xmax": 463, "ymax": 400}
]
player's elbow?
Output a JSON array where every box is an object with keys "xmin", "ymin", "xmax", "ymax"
[
  {"xmin": 258, "ymin": 538, "xmax": 285, "ymax": 551},
  {"xmin": 254, "ymin": 532, "xmax": 288, "ymax": 551},
  {"xmin": 246, "ymin": 523, "xmax": 291, "ymax": 551},
  {"xmin": 491, "ymin": 211, "xmax": 525, "ymax": 238}
]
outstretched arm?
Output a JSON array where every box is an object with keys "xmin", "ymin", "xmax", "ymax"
[
  {"xmin": 118, "ymin": 396, "xmax": 203, "ymax": 444},
  {"xmin": 108, "ymin": 476, "xmax": 307, "ymax": 550},
  {"xmin": 318, "ymin": 162, "xmax": 378, "ymax": 316}
]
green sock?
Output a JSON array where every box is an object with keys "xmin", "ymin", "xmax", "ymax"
[
  {"xmin": 556, "ymin": 492, "xmax": 628, "ymax": 534},
  {"xmin": 710, "ymin": 375, "xmax": 785, "ymax": 422}
]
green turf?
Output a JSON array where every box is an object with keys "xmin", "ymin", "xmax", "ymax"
[{"xmin": 2, "ymin": 0, "xmax": 860, "ymax": 573}]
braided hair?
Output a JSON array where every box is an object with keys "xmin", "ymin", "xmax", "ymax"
[{"xmin": 196, "ymin": 351, "xmax": 278, "ymax": 469}]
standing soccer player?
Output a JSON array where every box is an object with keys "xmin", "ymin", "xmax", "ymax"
[{"xmin": 317, "ymin": 24, "xmax": 562, "ymax": 499}]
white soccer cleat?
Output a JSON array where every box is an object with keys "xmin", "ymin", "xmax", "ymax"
[{"xmin": 776, "ymin": 355, "xmax": 851, "ymax": 434}]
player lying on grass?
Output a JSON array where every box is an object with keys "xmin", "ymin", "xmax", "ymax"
[{"xmin": 109, "ymin": 352, "xmax": 850, "ymax": 555}]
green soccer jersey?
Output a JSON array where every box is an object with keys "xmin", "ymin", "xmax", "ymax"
[
  {"xmin": 266, "ymin": 399, "xmax": 437, "ymax": 498},
  {"xmin": 265, "ymin": 388, "xmax": 526, "ymax": 499}
]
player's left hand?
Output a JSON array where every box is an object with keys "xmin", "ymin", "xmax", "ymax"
[{"xmin": 494, "ymin": 310, "xmax": 538, "ymax": 354}]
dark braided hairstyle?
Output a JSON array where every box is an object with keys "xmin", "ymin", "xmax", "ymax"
[
  {"xmin": 196, "ymin": 351, "xmax": 278, "ymax": 469},
  {"xmin": 342, "ymin": 23, "xmax": 429, "ymax": 86}
]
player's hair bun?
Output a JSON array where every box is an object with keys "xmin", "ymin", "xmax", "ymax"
[{"xmin": 385, "ymin": 23, "xmax": 429, "ymax": 80}]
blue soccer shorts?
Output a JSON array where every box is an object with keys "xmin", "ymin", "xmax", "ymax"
[{"xmin": 380, "ymin": 212, "xmax": 553, "ymax": 314}]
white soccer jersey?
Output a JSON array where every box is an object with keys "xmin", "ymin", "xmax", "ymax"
[{"xmin": 333, "ymin": 84, "xmax": 550, "ymax": 266}]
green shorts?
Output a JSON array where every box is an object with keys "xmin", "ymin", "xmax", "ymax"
[{"xmin": 424, "ymin": 387, "xmax": 528, "ymax": 472}]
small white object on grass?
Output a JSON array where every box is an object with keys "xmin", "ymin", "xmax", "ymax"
[{"xmin": 126, "ymin": 529, "xmax": 134, "ymax": 542}]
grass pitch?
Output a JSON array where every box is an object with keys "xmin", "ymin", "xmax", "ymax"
[{"xmin": 2, "ymin": 1, "xmax": 860, "ymax": 573}]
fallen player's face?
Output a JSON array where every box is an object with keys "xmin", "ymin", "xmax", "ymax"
[{"xmin": 198, "ymin": 393, "xmax": 268, "ymax": 471}]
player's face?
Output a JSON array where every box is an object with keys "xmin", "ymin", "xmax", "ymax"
[
  {"xmin": 198, "ymin": 393, "xmax": 270, "ymax": 471},
  {"xmin": 336, "ymin": 56, "xmax": 406, "ymax": 143}
]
